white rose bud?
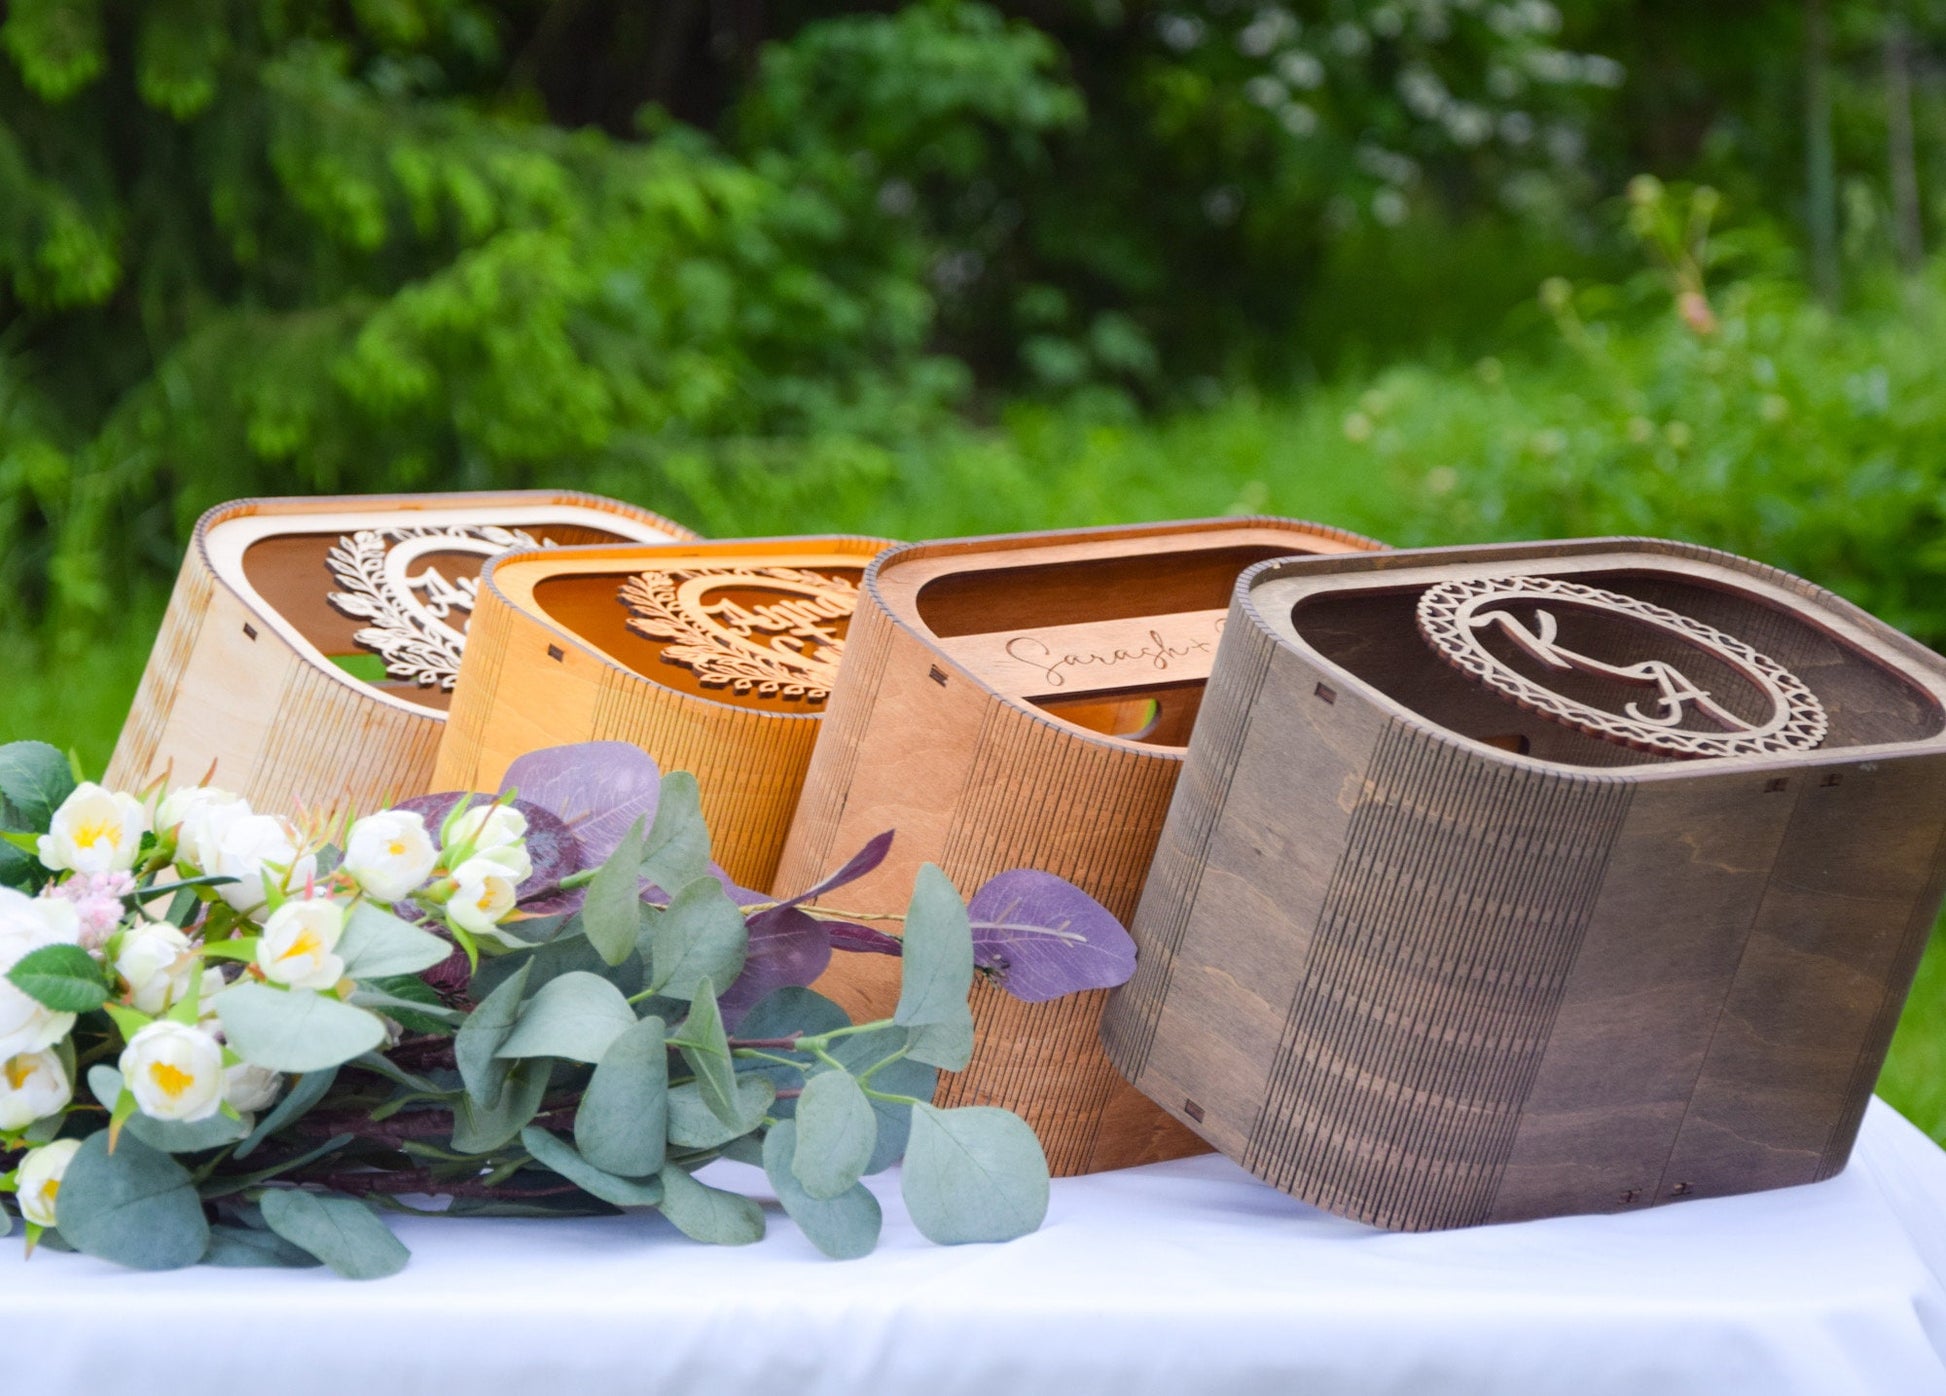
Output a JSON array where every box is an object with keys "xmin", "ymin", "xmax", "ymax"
[
  {"xmin": 119, "ymin": 1021, "xmax": 225, "ymax": 1122},
  {"xmin": 113, "ymin": 921, "xmax": 196, "ymax": 1015},
  {"xmin": 255, "ymin": 897, "xmax": 346, "ymax": 991},
  {"xmin": 0, "ymin": 1049, "xmax": 72, "ymax": 1132},
  {"xmin": 0, "ymin": 890, "xmax": 82, "ymax": 1059},
  {"xmin": 37, "ymin": 783, "xmax": 149, "ymax": 876},
  {"xmin": 447, "ymin": 856, "xmax": 519, "ymax": 935},
  {"xmin": 223, "ymin": 1062, "xmax": 284, "ymax": 1114},
  {"xmin": 168, "ymin": 788, "xmax": 249, "ymax": 872},
  {"xmin": 447, "ymin": 803, "xmax": 527, "ymax": 859},
  {"xmin": 15, "ymin": 1137, "xmax": 81, "ymax": 1228},
  {"xmin": 343, "ymin": 810, "xmax": 439, "ymax": 901},
  {"xmin": 213, "ymin": 814, "xmax": 316, "ymax": 918}
]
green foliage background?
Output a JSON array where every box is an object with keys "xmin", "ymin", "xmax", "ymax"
[{"xmin": 4, "ymin": 0, "xmax": 1946, "ymax": 1145}]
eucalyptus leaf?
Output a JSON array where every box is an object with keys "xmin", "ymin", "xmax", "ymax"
[
  {"xmin": 901, "ymin": 1103, "xmax": 1050, "ymax": 1245},
  {"xmin": 641, "ymin": 771, "xmax": 711, "ymax": 893},
  {"xmin": 236, "ymin": 1067, "xmax": 339, "ymax": 1160},
  {"xmin": 904, "ymin": 1015, "xmax": 975, "ymax": 1072},
  {"xmin": 216, "ymin": 983, "xmax": 389, "ymax": 1073},
  {"xmin": 6, "ymin": 942, "xmax": 109, "ymax": 1012},
  {"xmin": 763, "ymin": 1119, "xmax": 883, "ymax": 1260},
  {"xmin": 575, "ymin": 1016, "xmax": 668, "ymax": 1178},
  {"xmin": 829, "ymin": 1029, "xmax": 936, "ymax": 1175},
  {"xmin": 452, "ymin": 1059, "xmax": 551, "ymax": 1154},
  {"xmin": 656, "ymin": 1162, "xmax": 764, "ymax": 1246},
  {"xmin": 204, "ymin": 1225, "xmax": 326, "ymax": 1269},
  {"xmin": 456, "ymin": 960, "xmax": 532, "ymax": 1109},
  {"xmin": 673, "ymin": 979, "xmax": 738, "ymax": 1125},
  {"xmin": 56, "ymin": 1132, "xmax": 210, "ymax": 1271},
  {"xmin": 260, "ymin": 1189, "xmax": 410, "ymax": 1280},
  {"xmin": 87, "ymin": 1066, "xmax": 250, "ymax": 1154},
  {"xmin": 583, "ymin": 815, "xmax": 651, "ymax": 967},
  {"xmin": 792, "ymin": 1070, "xmax": 877, "ymax": 1201},
  {"xmin": 521, "ymin": 1127, "xmax": 666, "ymax": 1207},
  {"xmin": 495, "ymin": 971, "xmax": 636, "ymax": 1064},
  {"xmin": 893, "ymin": 864, "xmax": 974, "ymax": 1031},
  {"xmin": 666, "ymin": 1076, "xmax": 776, "ymax": 1149},
  {"xmin": 336, "ymin": 903, "xmax": 454, "ymax": 979},
  {"xmin": 646, "ymin": 876, "xmax": 747, "ymax": 1000},
  {"xmin": 347, "ymin": 984, "xmax": 462, "ymax": 1025},
  {"xmin": 473, "ymin": 930, "xmax": 642, "ymax": 1003}
]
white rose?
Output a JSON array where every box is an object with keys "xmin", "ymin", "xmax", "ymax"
[
  {"xmin": 37, "ymin": 783, "xmax": 149, "ymax": 875},
  {"xmin": 343, "ymin": 810, "xmax": 438, "ymax": 901},
  {"xmin": 255, "ymin": 897, "xmax": 346, "ymax": 991},
  {"xmin": 14, "ymin": 1137, "xmax": 81, "ymax": 1228},
  {"xmin": 0, "ymin": 1050, "xmax": 72, "ymax": 1132},
  {"xmin": 119, "ymin": 1021, "xmax": 225, "ymax": 1123},
  {"xmin": 113, "ymin": 921, "xmax": 196, "ymax": 1014},
  {"xmin": 223, "ymin": 1062, "xmax": 284, "ymax": 1114},
  {"xmin": 447, "ymin": 856, "xmax": 519, "ymax": 936},
  {"xmin": 170, "ymin": 789, "xmax": 250, "ymax": 872},
  {"xmin": 0, "ymin": 890, "xmax": 82, "ymax": 1059},
  {"xmin": 447, "ymin": 803, "xmax": 527, "ymax": 859},
  {"xmin": 213, "ymin": 814, "xmax": 316, "ymax": 917}
]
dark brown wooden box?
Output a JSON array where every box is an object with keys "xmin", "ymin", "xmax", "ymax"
[{"xmin": 1102, "ymin": 538, "xmax": 1946, "ymax": 1229}]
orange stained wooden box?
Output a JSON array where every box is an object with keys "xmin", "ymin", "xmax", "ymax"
[
  {"xmin": 773, "ymin": 516, "xmax": 1384, "ymax": 1176},
  {"xmin": 106, "ymin": 492, "xmax": 694, "ymax": 819},
  {"xmin": 435, "ymin": 536, "xmax": 894, "ymax": 892}
]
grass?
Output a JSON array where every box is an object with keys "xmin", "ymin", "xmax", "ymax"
[{"xmin": 3, "ymin": 385, "xmax": 1941, "ymax": 1148}]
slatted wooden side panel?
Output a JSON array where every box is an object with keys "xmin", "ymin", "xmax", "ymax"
[
  {"xmin": 1243, "ymin": 718, "xmax": 1632, "ymax": 1230},
  {"xmin": 106, "ymin": 558, "xmax": 216, "ymax": 790},
  {"xmin": 434, "ymin": 577, "xmax": 518, "ymax": 794},
  {"xmin": 248, "ymin": 663, "xmax": 444, "ymax": 821}
]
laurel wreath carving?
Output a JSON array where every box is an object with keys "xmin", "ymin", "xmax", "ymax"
[
  {"xmin": 618, "ymin": 566, "xmax": 857, "ymax": 703},
  {"xmin": 325, "ymin": 525, "xmax": 548, "ymax": 690},
  {"xmin": 1416, "ymin": 575, "xmax": 1827, "ymax": 760}
]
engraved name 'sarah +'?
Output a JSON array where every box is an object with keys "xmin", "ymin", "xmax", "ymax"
[{"xmin": 973, "ymin": 610, "xmax": 1229, "ymax": 693}]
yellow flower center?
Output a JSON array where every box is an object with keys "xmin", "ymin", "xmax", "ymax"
[
  {"xmin": 277, "ymin": 930, "xmax": 323, "ymax": 964},
  {"xmin": 4, "ymin": 1057, "xmax": 34, "ymax": 1090},
  {"xmin": 388, "ymin": 840, "xmax": 407, "ymax": 857},
  {"xmin": 37, "ymin": 1179, "xmax": 59, "ymax": 1212},
  {"xmin": 74, "ymin": 818, "xmax": 120, "ymax": 850},
  {"xmin": 149, "ymin": 1061, "xmax": 195, "ymax": 1100}
]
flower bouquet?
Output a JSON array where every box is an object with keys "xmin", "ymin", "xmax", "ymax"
[{"xmin": 0, "ymin": 740, "xmax": 1134, "ymax": 1276}]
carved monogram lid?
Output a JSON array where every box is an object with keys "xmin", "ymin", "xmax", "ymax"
[
  {"xmin": 866, "ymin": 517, "xmax": 1382, "ymax": 749},
  {"xmin": 479, "ymin": 536, "xmax": 896, "ymax": 714},
  {"xmin": 1241, "ymin": 538, "xmax": 1946, "ymax": 771},
  {"xmin": 196, "ymin": 492, "xmax": 695, "ymax": 716}
]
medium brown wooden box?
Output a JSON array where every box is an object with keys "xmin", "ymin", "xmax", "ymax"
[
  {"xmin": 774, "ymin": 517, "xmax": 1382, "ymax": 1175},
  {"xmin": 1102, "ymin": 538, "xmax": 1946, "ymax": 1229},
  {"xmin": 106, "ymin": 492, "xmax": 694, "ymax": 818},
  {"xmin": 435, "ymin": 536, "xmax": 892, "ymax": 891}
]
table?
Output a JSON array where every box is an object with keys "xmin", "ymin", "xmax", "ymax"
[{"xmin": 7, "ymin": 1099, "xmax": 1944, "ymax": 1395}]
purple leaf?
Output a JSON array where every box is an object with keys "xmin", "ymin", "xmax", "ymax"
[
  {"xmin": 500, "ymin": 743, "xmax": 661, "ymax": 870},
  {"xmin": 967, "ymin": 870, "xmax": 1137, "ymax": 1003},
  {"xmin": 827, "ymin": 922, "xmax": 904, "ymax": 957},
  {"xmin": 770, "ymin": 831, "xmax": 895, "ymax": 913},
  {"xmin": 719, "ymin": 905, "xmax": 833, "ymax": 1029}
]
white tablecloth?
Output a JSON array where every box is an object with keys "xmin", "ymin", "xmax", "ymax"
[{"xmin": 7, "ymin": 1098, "xmax": 1945, "ymax": 1395}]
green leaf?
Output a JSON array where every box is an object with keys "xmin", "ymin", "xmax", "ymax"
[
  {"xmin": 55, "ymin": 1132, "xmax": 210, "ymax": 1271},
  {"xmin": 5, "ymin": 941, "xmax": 109, "ymax": 1012},
  {"xmin": 216, "ymin": 983, "xmax": 389, "ymax": 1072},
  {"xmin": 641, "ymin": 772, "xmax": 711, "ymax": 892},
  {"xmin": 645, "ymin": 876, "xmax": 747, "ymax": 999},
  {"xmin": 656, "ymin": 1162, "xmax": 764, "ymax": 1246},
  {"xmin": 829, "ymin": 1028, "xmax": 937, "ymax": 1174},
  {"xmin": 763, "ymin": 1119, "xmax": 882, "ymax": 1260},
  {"xmin": 520, "ymin": 1127, "xmax": 665, "ymax": 1207},
  {"xmin": 575, "ymin": 1016, "xmax": 668, "ymax": 1178},
  {"xmin": 901, "ymin": 1103, "xmax": 1050, "ymax": 1245},
  {"xmin": 347, "ymin": 983, "xmax": 462, "ymax": 1025},
  {"xmin": 259, "ymin": 1189, "xmax": 410, "ymax": 1280},
  {"xmin": 893, "ymin": 864, "xmax": 974, "ymax": 1030},
  {"xmin": 667, "ymin": 1076, "xmax": 775, "ymax": 1149},
  {"xmin": 451, "ymin": 1059, "xmax": 550, "ymax": 1154},
  {"xmin": 203, "ymin": 1225, "xmax": 326, "ymax": 1269},
  {"xmin": 87, "ymin": 1066, "xmax": 249, "ymax": 1154},
  {"xmin": 495, "ymin": 971, "xmax": 637, "ymax": 1064},
  {"xmin": 455, "ymin": 960, "xmax": 531, "ymax": 1109},
  {"xmin": 0, "ymin": 740, "xmax": 76, "ymax": 830},
  {"xmin": 673, "ymin": 978, "xmax": 737, "ymax": 1125},
  {"xmin": 582, "ymin": 815, "xmax": 650, "ymax": 967},
  {"xmin": 336, "ymin": 903, "xmax": 453, "ymax": 979},
  {"xmin": 904, "ymin": 1016, "xmax": 975, "ymax": 1073},
  {"xmin": 792, "ymin": 1069, "xmax": 877, "ymax": 1200},
  {"xmin": 235, "ymin": 1067, "xmax": 338, "ymax": 1161}
]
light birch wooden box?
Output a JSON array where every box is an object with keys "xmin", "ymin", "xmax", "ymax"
[
  {"xmin": 1102, "ymin": 538, "xmax": 1946, "ymax": 1229},
  {"xmin": 774, "ymin": 517, "xmax": 1383, "ymax": 1175},
  {"xmin": 106, "ymin": 492, "xmax": 694, "ymax": 817},
  {"xmin": 435, "ymin": 536, "xmax": 893, "ymax": 891}
]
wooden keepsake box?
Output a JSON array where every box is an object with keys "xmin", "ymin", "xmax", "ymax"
[
  {"xmin": 106, "ymin": 492, "xmax": 694, "ymax": 817},
  {"xmin": 435, "ymin": 536, "xmax": 893, "ymax": 891},
  {"xmin": 774, "ymin": 517, "xmax": 1383, "ymax": 1175},
  {"xmin": 1102, "ymin": 538, "xmax": 1946, "ymax": 1228}
]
